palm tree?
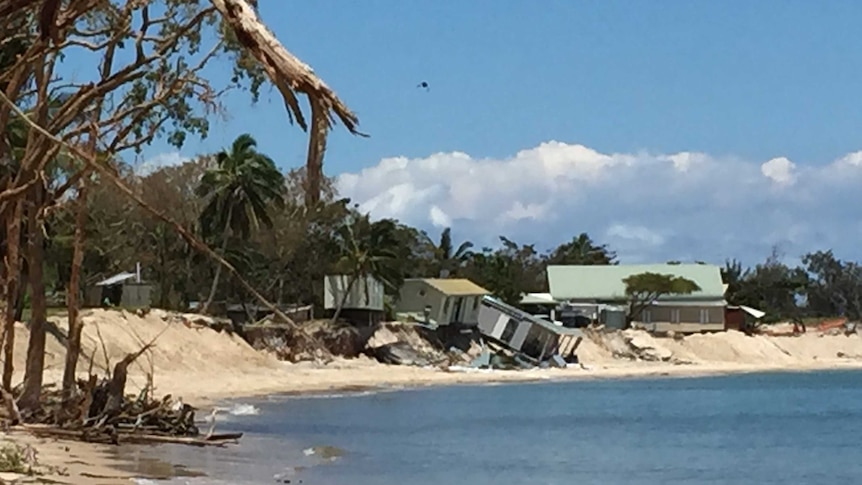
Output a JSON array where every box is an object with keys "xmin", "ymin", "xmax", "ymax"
[
  {"xmin": 196, "ymin": 134, "xmax": 284, "ymax": 313},
  {"xmin": 427, "ymin": 227, "xmax": 473, "ymax": 278},
  {"xmin": 330, "ymin": 212, "xmax": 401, "ymax": 323}
]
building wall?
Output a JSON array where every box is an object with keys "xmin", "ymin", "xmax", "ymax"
[
  {"xmin": 641, "ymin": 304, "xmax": 725, "ymax": 325},
  {"xmin": 119, "ymin": 284, "xmax": 152, "ymax": 308},
  {"xmin": 397, "ymin": 280, "xmax": 441, "ymax": 320},
  {"xmin": 324, "ymin": 275, "xmax": 385, "ymax": 311},
  {"xmin": 396, "ymin": 280, "xmax": 483, "ymax": 326},
  {"xmin": 440, "ymin": 295, "xmax": 482, "ymax": 326},
  {"xmin": 477, "ymin": 304, "xmax": 509, "ymax": 338}
]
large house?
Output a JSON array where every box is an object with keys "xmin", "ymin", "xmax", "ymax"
[
  {"xmin": 395, "ymin": 278, "xmax": 490, "ymax": 327},
  {"xmin": 546, "ymin": 264, "xmax": 728, "ymax": 333}
]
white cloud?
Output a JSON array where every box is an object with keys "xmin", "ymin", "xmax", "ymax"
[
  {"xmin": 429, "ymin": 205, "xmax": 451, "ymax": 228},
  {"xmin": 760, "ymin": 157, "xmax": 797, "ymax": 186},
  {"xmin": 135, "ymin": 151, "xmax": 188, "ymax": 176},
  {"xmin": 606, "ymin": 224, "xmax": 665, "ymax": 247},
  {"xmin": 336, "ymin": 141, "xmax": 862, "ymax": 264}
]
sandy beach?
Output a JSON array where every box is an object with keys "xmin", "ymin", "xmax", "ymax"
[{"xmin": 3, "ymin": 309, "xmax": 862, "ymax": 483}]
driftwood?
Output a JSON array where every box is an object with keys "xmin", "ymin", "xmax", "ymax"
[
  {"xmin": 24, "ymin": 424, "xmax": 242, "ymax": 448},
  {"xmin": 1, "ymin": 328, "xmax": 242, "ymax": 448}
]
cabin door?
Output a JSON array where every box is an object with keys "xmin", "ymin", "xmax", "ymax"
[{"xmin": 451, "ymin": 297, "xmax": 464, "ymax": 323}]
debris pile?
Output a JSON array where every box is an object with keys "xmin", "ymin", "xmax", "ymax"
[
  {"xmin": 364, "ymin": 323, "xmax": 449, "ymax": 365},
  {"xmin": 583, "ymin": 328, "xmax": 683, "ymax": 364},
  {"xmin": 246, "ymin": 318, "xmax": 373, "ymax": 362},
  {"xmin": 1, "ymin": 340, "xmax": 241, "ymax": 448}
]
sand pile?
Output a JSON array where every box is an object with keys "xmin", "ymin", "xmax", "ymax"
[
  {"xmin": 581, "ymin": 328, "xmax": 862, "ymax": 366},
  {"xmin": 7, "ymin": 308, "xmax": 282, "ymax": 401}
]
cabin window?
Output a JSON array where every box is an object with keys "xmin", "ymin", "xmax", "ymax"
[
  {"xmin": 671, "ymin": 309, "xmax": 681, "ymax": 323},
  {"xmin": 642, "ymin": 310, "xmax": 652, "ymax": 323},
  {"xmin": 500, "ymin": 318, "xmax": 518, "ymax": 342},
  {"xmin": 418, "ymin": 289, "xmax": 426, "ymax": 297},
  {"xmin": 699, "ymin": 308, "xmax": 709, "ymax": 323}
]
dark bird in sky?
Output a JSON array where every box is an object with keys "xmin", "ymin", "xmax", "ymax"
[{"xmin": 417, "ymin": 81, "xmax": 430, "ymax": 91}]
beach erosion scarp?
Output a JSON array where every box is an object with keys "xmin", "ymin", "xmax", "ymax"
[{"xmin": 3, "ymin": 309, "xmax": 862, "ymax": 483}]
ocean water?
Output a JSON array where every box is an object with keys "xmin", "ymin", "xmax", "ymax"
[{"xmin": 126, "ymin": 371, "xmax": 862, "ymax": 484}]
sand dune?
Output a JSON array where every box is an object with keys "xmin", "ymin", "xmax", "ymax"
[
  {"xmin": 576, "ymin": 327, "xmax": 862, "ymax": 366},
  {"xmin": 3, "ymin": 309, "xmax": 862, "ymax": 409}
]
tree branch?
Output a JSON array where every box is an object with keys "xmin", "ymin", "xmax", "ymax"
[{"xmin": 0, "ymin": 88, "xmax": 334, "ymax": 362}]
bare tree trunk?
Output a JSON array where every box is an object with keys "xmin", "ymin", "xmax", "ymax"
[
  {"xmin": 18, "ymin": 187, "xmax": 47, "ymax": 409},
  {"xmin": 304, "ymin": 98, "xmax": 327, "ymax": 207},
  {"xmin": 0, "ymin": 91, "xmax": 339, "ymax": 358},
  {"xmin": 1, "ymin": 200, "xmax": 22, "ymax": 390},
  {"xmin": 330, "ymin": 275, "xmax": 357, "ymax": 325},
  {"xmin": 62, "ymin": 177, "xmax": 87, "ymax": 398},
  {"xmin": 200, "ymin": 207, "xmax": 233, "ymax": 315}
]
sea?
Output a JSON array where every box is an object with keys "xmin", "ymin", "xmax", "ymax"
[{"xmin": 122, "ymin": 370, "xmax": 862, "ymax": 485}]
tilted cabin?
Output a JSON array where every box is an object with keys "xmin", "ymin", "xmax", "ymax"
[{"xmin": 478, "ymin": 296, "xmax": 583, "ymax": 362}]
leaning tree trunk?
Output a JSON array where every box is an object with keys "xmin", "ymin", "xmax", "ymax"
[
  {"xmin": 1, "ymin": 200, "xmax": 22, "ymax": 390},
  {"xmin": 200, "ymin": 207, "xmax": 233, "ymax": 315},
  {"xmin": 62, "ymin": 177, "xmax": 87, "ymax": 398},
  {"xmin": 330, "ymin": 275, "xmax": 358, "ymax": 325},
  {"xmin": 18, "ymin": 188, "xmax": 47, "ymax": 409}
]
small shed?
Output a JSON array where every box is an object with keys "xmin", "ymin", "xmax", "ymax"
[
  {"xmin": 725, "ymin": 305, "xmax": 766, "ymax": 331},
  {"xmin": 324, "ymin": 275, "xmax": 385, "ymax": 325},
  {"xmin": 84, "ymin": 271, "xmax": 153, "ymax": 308}
]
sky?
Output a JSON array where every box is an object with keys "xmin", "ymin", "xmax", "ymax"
[{"xmin": 135, "ymin": 0, "xmax": 862, "ymax": 266}]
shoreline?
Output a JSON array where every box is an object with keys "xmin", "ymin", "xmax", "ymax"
[
  {"xmin": 197, "ymin": 358, "xmax": 862, "ymax": 406},
  {"xmin": 5, "ymin": 359, "xmax": 862, "ymax": 483}
]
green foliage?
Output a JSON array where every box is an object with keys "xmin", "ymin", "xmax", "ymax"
[
  {"xmin": 426, "ymin": 227, "xmax": 474, "ymax": 278},
  {"xmin": 197, "ymin": 134, "xmax": 285, "ymax": 241},
  {"xmin": 0, "ymin": 444, "xmax": 30, "ymax": 474},
  {"xmin": 802, "ymin": 250, "xmax": 862, "ymax": 320},
  {"xmin": 623, "ymin": 272, "xmax": 701, "ymax": 322},
  {"xmin": 624, "ymin": 272, "xmax": 701, "ymax": 298},
  {"xmin": 463, "ymin": 237, "xmax": 545, "ymax": 305},
  {"xmin": 722, "ymin": 248, "xmax": 809, "ymax": 322},
  {"xmin": 333, "ymin": 212, "xmax": 403, "ymax": 293},
  {"xmin": 547, "ymin": 232, "xmax": 617, "ymax": 265}
]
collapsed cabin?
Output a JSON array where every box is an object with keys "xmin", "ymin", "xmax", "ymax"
[{"xmin": 477, "ymin": 296, "xmax": 583, "ymax": 363}]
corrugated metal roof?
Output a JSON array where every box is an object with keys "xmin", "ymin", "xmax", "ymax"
[
  {"xmin": 418, "ymin": 278, "xmax": 490, "ymax": 296},
  {"xmin": 547, "ymin": 264, "xmax": 726, "ymax": 301},
  {"xmin": 95, "ymin": 272, "xmax": 136, "ymax": 286}
]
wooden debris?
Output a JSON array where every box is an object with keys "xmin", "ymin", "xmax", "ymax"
[{"xmin": 1, "ymin": 337, "xmax": 242, "ymax": 448}]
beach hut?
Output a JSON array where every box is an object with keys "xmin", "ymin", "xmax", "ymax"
[
  {"xmin": 324, "ymin": 274, "xmax": 386, "ymax": 325},
  {"xmin": 84, "ymin": 265, "xmax": 153, "ymax": 308}
]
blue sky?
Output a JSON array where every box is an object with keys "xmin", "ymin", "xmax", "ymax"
[{"xmin": 140, "ymin": 1, "xmax": 862, "ymax": 266}]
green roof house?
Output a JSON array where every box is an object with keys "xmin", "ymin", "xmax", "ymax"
[{"xmin": 547, "ymin": 264, "xmax": 727, "ymax": 333}]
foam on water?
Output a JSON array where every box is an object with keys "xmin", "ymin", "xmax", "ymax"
[{"xmin": 219, "ymin": 403, "xmax": 260, "ymax": 416}]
